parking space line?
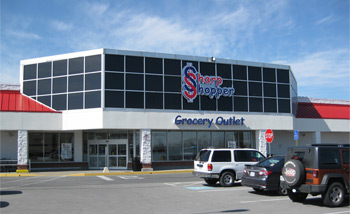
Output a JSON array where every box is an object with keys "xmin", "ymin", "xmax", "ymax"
[
  {"xmin": 199, "ymin": 187, "xmax": 251, "ymax": 193},
  {"xmin": 97, "ymin": 176, "xmax": 114, "ymax": 181},
  {"xmin": 323, "ymin": 210, "xmax": 350, "ymax": 214},
  {"xmin": 1, "ymin": 176, "xmax": 65, "ymax": 190},
  {"xmin": 240, "ymin": 198, "xmax": 289, "ymax": 203}
]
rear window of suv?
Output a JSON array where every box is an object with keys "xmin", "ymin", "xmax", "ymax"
[
  {"xmin": 319, "ymin": 149, "xmax": 341, "ymax": 169},
  {"xmin": 212, "ymin": 151, "xmax": 231, "ymax": 162},
  {"xmin": 195, "ymin": 150, "xmax": 211, "ymax": 162}
]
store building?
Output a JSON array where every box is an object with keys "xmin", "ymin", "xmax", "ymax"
[{"xmin": 0, "ymin": 49, "xmax": 349, "ymax": 171}]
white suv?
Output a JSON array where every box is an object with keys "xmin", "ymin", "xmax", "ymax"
[{"xmin": 193, "ymin": 148, "xmax": 265, "ymax": 187}]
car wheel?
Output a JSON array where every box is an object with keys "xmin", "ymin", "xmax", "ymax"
[
  {"xmin": 282, "ymin": 159, "xmax": 305, "ymax": 187},
  {"xmin": 322, "ymin": 182, "xmax": 345, "ymax": 207},
  {"xmin": 219, "ymin": 171, "xmax": 235, "ymax": 187},
  {"xmin": 287, "ymin": 189, "xmax": 308, "ymax": 202},
  {"xmin": 278, "ymin": 185, "xmax": 288, "ymax": 196},
  {"xmin": 204, "ymin": 178, "xmax": 218, "ymax": 185}
]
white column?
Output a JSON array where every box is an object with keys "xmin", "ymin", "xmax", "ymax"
[
  {"xmin": 17, "ymin": 130, "xmax": 29, "ymax": 171},
  {"xmin": 74, "ymin": 131, "xmax": 83, "ymax": 162},
  {"xmin": 140, "ymin": 129, "xmax": 153, "ymax": 171},
  {"xmin": 258, "ymin": 130, "xmax": 267, "ymax": 157},
  {"xmin": 312, "ymin": 131, "xmax": 321, "ymax": 144}
]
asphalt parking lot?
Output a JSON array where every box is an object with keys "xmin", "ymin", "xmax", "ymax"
[{"xmin": 1, "ymin": 172, "xmax": 349, "ymax": 214}]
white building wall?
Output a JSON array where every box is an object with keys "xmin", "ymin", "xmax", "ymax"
[
  {"xmin": 0, "ymin": 131, "xmax": 18, "ymax": 160},
  {"xmin": 322, "ymin": 132, "xmax": 350, "ymax": 144}
]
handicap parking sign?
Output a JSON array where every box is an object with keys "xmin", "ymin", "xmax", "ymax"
[{"xmin": 294, "ymin": 130, "xmax": 299, "ymax": 141}]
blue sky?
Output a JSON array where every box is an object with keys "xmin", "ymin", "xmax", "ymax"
[{"xmin": 1, "ymin": 0, "xmax": 349, "ymax": 100}]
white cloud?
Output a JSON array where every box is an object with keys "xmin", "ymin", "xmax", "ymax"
[
  {"xmin": 316, "ymin": 15, "xmax": 333, "ymax": 25},
  {"xmin": 52, "ymin": 20, "xmax": 73, "ymax": 31},
  {"xmin": 7, "ymin": 30, "xmax": 41, "ymax": 40}
]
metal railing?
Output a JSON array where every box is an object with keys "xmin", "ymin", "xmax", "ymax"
[{"xmin": 0, "ymin": 159, "xmax": 17, "ymax": 172}]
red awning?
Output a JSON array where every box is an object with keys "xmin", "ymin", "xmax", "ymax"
[
  {"xmin": 0, "ymin": 90, "xmax": 59, "ymax": 113},
  {"xmin": 296, "ymin": 102, "xmax": 350, "ymax": 119}
]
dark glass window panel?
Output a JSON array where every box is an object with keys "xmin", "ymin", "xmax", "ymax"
[
  {"xmin": 218, "ymin": 96, "xmax": 233, "ymax": 111},
  {"xmin": 249, "ymin": 98, "xmax": 262, "ymax": 112},
  {"xmin": 164, "ymin": 76, "xmax": 181, "ymax": 92},
  {"xmin": 200, "ymin": 62, "xmax": 215, "ymax": 76},
  {"xmin": 24, "ymin": 64, "xmax": 37, "ymax": 80},
  {"xmin": 23, "ymin": 81, "xmax": 36, "ymax": 96},
  {"xmin": 105, "ymin": 91, "xmax": 124, "ymax": 108},
  {"xmin": 68, "ymin": 93, "xmax": 83, "ymax": 110},
  {"xmin": 105, "ymin": 72, "xmax": 124, "ymax": 90},
  {"xmin": 85, "ymin": 91, "xmax": 101, "ymax": 108},
  {"xmin": 126, "ymin": 74, "xmax": 144, "ymax": 90},
  {"xmin": 52, "ymin": 94, "xmax": 67, "ymax": 110},
  {"xmin": 38, "ymin": 62, "xmax": 51, "ymax": 78},
  {"xmin": 249, "ymin": 82, "xmax": 262, "ymax": 96},
  {"xmin": 126, "ymin": 56, "xmax": 143, "ymax": 73},
  {"xmin": 105, "ymin": 54, "xmax": 124, "ymax": 71},
  {"xmin": 38, "ymin": 79, "xmax": 51, "ymax": 95},
  {"xmin": 201, "ymin": 96, "xmax": 216, "ymax": 111},
  {"xmin": 248, "ymin": 66, "xmax": 261, "ymax": 81},
  {"xmin": 182, "ymin": 61, "xmax": 198, "ymax": 73},
  {"xmin": 278, "ymin": 84, "xmax": 290, "ymax": 98},
  {"xmin": 164, "ymin": 93, "xmax": 181, "ymax": 109},
  {"xmin": 277, "ymin": 69, "xmax": 290, "ymax": 83},
  {"xmin": 233, "ymin": 65, "xmax": 247, "ymax": 80},
  {"xmin": 278, "ymin": 99, "xmax": 290, "ymax": 113},
  {"xmin": 263, "ymin": 83, "xmax": 276, "ymax": 97},
  {"xmin": 221, "ymin": 80, "xmax": 232, "ymax": 88},
  {"xmin": 69, "ymin": 57, "xmax": 84, "ymax": 74},
  {"xmin": 68, "ymin": 75, "xmax": 84, "ymax": 92},
  {"xmin": 38, "ymin": 96, "xmax": 51, "ymax": 107},
  {"xmin": 183, "ymin": 96, "xmax": 199, "ymax": 110},
  {"xmin": 85, "ymin": 73, "xmax": 101, "ymax": 90},
  {"xmin": 85, "ymin": 55, "xmax": 101, "ymax": 73},
  {"xmin": 233, "ymin": 81, "xmax": 247, "ymax": 95},
  {"xmin": 234, "ymin": 96, "xmax": 248, "ymax": 111},
  {"xmin": 146, "ymin": 57, "xmax": 162, "ymax": 74},
  {"xmin": 263, "ymin": 68, "xmax": 276, "ymax": 82},
  {"xmin": 53, "ymin": 60, "xmax": 67, "ymax": 76},
  {"xmin": 264, "ymin": 98, "xmax": 277, "ymax": 113},
  {"xmin": 164, "ymin": 59, "xmax": 181, "ymax": 75},
  {"xmin": 217, "ymin": 64, "xmax": 231, "ymax": 79},
  {"xmin": 146, "ymin": 92, "xmax": 163, "ymax": 109},
  {"xmin": 146, "ymin": 75, "xmax": 163, "ymax": 91},
  {"xmin": 126, "ymin": 92, "xmax": 144, "ymax": 108},
  {"xmin": 53, "ymin": 77, "xmax": 67, "ymax": 93}
]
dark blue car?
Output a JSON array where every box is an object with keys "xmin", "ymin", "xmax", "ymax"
[{"xmin": 241, "ymin": 156, "xmax": 287, "ymax": 195}]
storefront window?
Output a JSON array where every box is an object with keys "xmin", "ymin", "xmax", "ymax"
[
  {"xmin": 44, "ymin": 133, "xmax": 59, "ymax": 162},
  {"xmin": 198, "ymin": 132, "xmax": 211, "ymax": 150},
  {"xmin": 212, "ymin": 132, "xmax": 225, "ymax": 148},
  {"xmin": 225, "ymin": 132, "xmax": 239, "ymax": 148},
  {"xmin": 60, "ymin": 133, "xmax": 74, "ymax": 161},
  {"xmin": 239, "ymin": 132, "xmax": 252, "ymax": 148},
  {"xmin": 168, "ymin": 131, "xmax": 182, "ymax": 160},
  {"xmin": 183, "ymin": 132, "xmax": 197, "ymax": 160},
  {"xmin": 29, "ymin": 133, "xmax": 44, "ymax": 162},
  {"xmin": 152, "ymin": 131, "xmax": 167, "ymax": 161},
  {"xmin": 109, "ymin": 130, "xmax": 127, "ymax": 139}
]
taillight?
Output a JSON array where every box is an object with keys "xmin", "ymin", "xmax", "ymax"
[
  {"xmin": 313, "ymin": 170, "xmax": 319, "ymax": 178},
  {"xmin": 208, "ymin": 164, "xmax": 213, "ymax": 171},
  {"xmin": 258, "ymin": 170, "xmax": 272, "ymax": 176},
  {"xmin": 244, "ymin": 168, "xmax": 248, "ymax": 174}
]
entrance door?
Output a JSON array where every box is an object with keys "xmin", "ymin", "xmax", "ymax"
[{"xmin": 88, "ymin": 140, "xmax": 128, "ymax": 170}]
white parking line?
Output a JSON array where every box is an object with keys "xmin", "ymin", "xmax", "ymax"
[
  {"xmin": 97, "ymin": 176, "xmax": 114, "ymax": 181},
  {"xmin": 240, "ymin": 198, "xmax": 290, "ymax": 203},
  {"xmin": 199, "ymin": 187, "xmax": 251, "ymax": 193},
  {"xmin": 323, "ymin": 210, "xmax": 350, "ymax": 214},
  {"xmin": 117, "ymin": 176, "xmax": 144, "ymax": 180},
  {"xmin": 1, "ymin": 176, "xmax": 65, "ymax": 190}
]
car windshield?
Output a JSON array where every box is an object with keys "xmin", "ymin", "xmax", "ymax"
[
  {"xmin": 195, "ymin": 150, "xmax": 211, "ymax": 162},
  {"xmin": 258, "ymin": 157, "xmax": 283, "ymax": 167}
]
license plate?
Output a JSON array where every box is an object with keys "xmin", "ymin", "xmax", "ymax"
[{"xmin": 249, "ymin": 172, "xmax": 255, "ymax": 177}]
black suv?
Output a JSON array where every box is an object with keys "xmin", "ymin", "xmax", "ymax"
[{"xmin": 281, "ymin": 144, "xmax": 349, "ymax": 207}]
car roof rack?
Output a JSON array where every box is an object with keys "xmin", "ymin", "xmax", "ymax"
[{"xmin": 311, "ymin": 144, "xmax": 350, "ymax": 147}]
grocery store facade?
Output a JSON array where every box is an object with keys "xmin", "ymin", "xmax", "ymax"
[{"xmin": 1, "ymin": 49, "xmax": 349, "ymax": 171}]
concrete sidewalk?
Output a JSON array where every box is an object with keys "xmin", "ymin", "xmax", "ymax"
[{"xmin": 0, "ymin": 169, "xmax": 194, "ymax": 177}]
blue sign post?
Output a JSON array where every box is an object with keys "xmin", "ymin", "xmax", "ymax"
[{"xmin": 294, "ymin": 130, "xmax": 299, "ymax": 146}]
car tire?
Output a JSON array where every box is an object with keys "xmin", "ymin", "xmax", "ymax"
[
  {"xmin": 322, "ymin": 182, "xmax": 345, "ymax": 207},
  {"xmin": 204, "ymin": 178, "xmax": 218, "ymax": 185},
  {"xmin": 287, "ymin": 189, "xmax": 308, "ymax": 202},
  {"xmin": 219, "ymin": 171, "xmax": 235, "ymax": 187},
  {"xmin": 282, "ymin": 159, "xmax": 305, "ymax": 187}
]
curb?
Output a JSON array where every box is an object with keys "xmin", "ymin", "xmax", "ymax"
[{"xmin": 0, "ymin": 169, "xmax": 194, "ymax": 177}]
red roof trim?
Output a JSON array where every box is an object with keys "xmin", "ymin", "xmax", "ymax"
[
  {"xmin": 296, "ymin": 102, "xmax": 350, "ymax": 119},
  {"xmin": 0, "ymin": 90, "xmax": 60, "ymax": 113}
]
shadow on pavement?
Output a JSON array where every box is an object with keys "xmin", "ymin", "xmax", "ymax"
[
  {"xmin": 0, "ymin": 191, "xmax": 22, "ymax": 195},
  {"xmin": 0, "ymin": 201, "xmax": 9, "ymax": 208}
]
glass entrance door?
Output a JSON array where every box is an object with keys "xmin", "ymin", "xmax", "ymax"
[{"xmin": 88, "ymin": 140, "xmax": 128, "ymax": 169}]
